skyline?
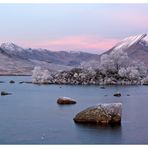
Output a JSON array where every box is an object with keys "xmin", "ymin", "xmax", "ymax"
[{"xmin": 0, "ymin": 4, "xmax": 148, "ymax": 53}]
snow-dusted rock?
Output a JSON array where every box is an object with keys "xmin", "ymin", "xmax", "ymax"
[
  {"xmin": 57, "ymin": 97, "xmax": 77, "ymax": 105},
  {"xmin": 73, "ymin": 103, "xmax": 122, "ymax": 125},
  {"xmin": 141, "ymin": 76, "xmax": 148, "ymax": 85}
]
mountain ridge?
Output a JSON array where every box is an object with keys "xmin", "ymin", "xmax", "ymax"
[
  {"xmin": 0, "ymin": 42, "xmax": 100, "ymax": 75},
  {"xmin": 1, "ymin": 33, "xmax": 148, "ymax": 75}
]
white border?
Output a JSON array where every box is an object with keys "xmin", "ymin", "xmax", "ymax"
[
  {"xmin": 0, "ymin": 1, "xmax": 148, "ymax": 148},
  {"xmin": 0, "ymin": 0, "xmax": 147, "ymax": 3}
]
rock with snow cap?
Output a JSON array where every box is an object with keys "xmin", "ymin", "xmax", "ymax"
[
  {"xmin": 73, "ymin": 103, "xmax": 122, "ymax": 125},
  {"xmin": 57, "ymin": 97, "xmax": 77, "ymax": 105}
]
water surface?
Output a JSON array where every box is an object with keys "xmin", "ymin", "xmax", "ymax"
[{"xmin": 0, "ymin": 76, "xmax": 148, "ymax": 144}]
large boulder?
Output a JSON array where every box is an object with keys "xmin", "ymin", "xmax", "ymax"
[
  {"xmin": 57, "ymin": 97, "xmax": 77, "ymax": 105},
  {"xmin": 73, "ymin": 103, "xmax": 122, "ymax": 125}
]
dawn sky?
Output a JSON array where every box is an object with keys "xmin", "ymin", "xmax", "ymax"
[{"xmin": 0, "ymin": 4, "xmax": 148, "ymax": 53}]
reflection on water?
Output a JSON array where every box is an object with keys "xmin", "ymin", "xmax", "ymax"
[
  {"xmin": 0, "ymin": 76, "xmax": 148, "ymax": 144},
  {"xmin": 74, "ymin": 122, "xmax": 122, "ymax": 129},
  {"xmin": 74, "ymin": 123, "xmax": 122, "ymax": 144}
]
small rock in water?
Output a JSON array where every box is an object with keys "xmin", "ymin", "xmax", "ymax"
[
  {"xmin": 1, "ymin": 91, "xmax": 12, "ymax": 96},
  {"xmin": 57, "ymin": 97, "xmax": 77, "ymax": 105},
  {"xmin": 100, "ymin": 86, "xmax": 105, "ymax": 89},
  {"xmin": 9, "ymin": 80, "xmax": 15, "ymax": 83},
  {"xmin": 0, "ymin": 81, "xmax": 5, "ymax": 83},
  {"xmin": 114, "ymin": 92, "xmax": 121, "ymax": 97},
  {"xmin": 127, "ymin": 94, "xmax": 130, "ymax": 96},
  {"xmin": 73, "ymin": 103, "xmax": 122, "ymax": 125},
  {"xmin": 19, "ymin": 81, "xmax": 24, "ymax": 84}
]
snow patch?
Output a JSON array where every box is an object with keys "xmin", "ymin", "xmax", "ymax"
[
  {"xmin": 0, "ymin": 42, "xmax": 24, "ymax": 52},
  {"xmin": 113, "ymin": 34, "xmax": 147, "ymax": 51}
]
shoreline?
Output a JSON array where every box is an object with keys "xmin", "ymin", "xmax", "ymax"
[
  {"xmin": 0, "ymin": 75, "xmax": 148, "ymax": 85},
  {"xmin": 0, "ymin": 74, "xmax": 31, "ymax": 76}
]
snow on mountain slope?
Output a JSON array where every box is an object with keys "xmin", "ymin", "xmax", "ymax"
[
  {"xmin": 0, "ymin": 42, "xmax": 100, "ymax": 75},
  {"xmin": 102, "ymin": 33, "xmax": 148, "ymax": 68},
  {"xmin": 111, "ymin": 34, "xmax": 147, "ymax": 51},
  {"xmin": 140, "ymin": 35, "xmax": 148, "ymax": 47},
  {"xmin": 1, "ymin": 42, "xmax": 25, "ymax": 52},
  {"xmin": 0, "ymin": 42, "xmax": 100, "ymax": 66}
]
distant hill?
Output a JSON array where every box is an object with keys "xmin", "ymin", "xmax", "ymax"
[
  {"xmin": 1, "ymin": 33, "xmax": 148, "ymax": 75},
  {"xmin": 0, "ymin": 43, "xmax": 100, "ymax": 75}
]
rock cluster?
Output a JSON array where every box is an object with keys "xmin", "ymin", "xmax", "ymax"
[
  {"xmin": 73, "ymin": 103, "xmax": 122, "ymax": 125},
  {"xmin": 32, "ymin": 66, "xmax": 148, "ymax": 85},
  {"xmin": 50, "ymin": 68, "xmax": 101, "ymax": 85},
  {"xmin": 47, "ymin": 68, "xmax": 146, "ymax": 85}
]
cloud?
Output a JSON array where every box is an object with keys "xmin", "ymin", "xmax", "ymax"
[{"xmin": 30, "ymin": 35, "xmax": 119, "ymax": 53}]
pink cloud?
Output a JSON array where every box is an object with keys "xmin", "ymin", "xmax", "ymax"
[{"xmin": 28, "ymin": 35, "xmax": 119, "ymax": 53}]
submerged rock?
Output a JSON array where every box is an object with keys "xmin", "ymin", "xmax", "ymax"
[
  {"xmin": 19, "ymin": 81, "xmax": 32, "ymax": 84},
  {"xmin": 114, "ymin": 92, "xmax": 121, "ymax": 97},
  {"xmin": 73, "ymin": 103, "xmax": 122, "ymax": 125},
  {"xmin": 100, "ymin": 86, "xmax": 105, "ymax": 89},
  {"xmin": 1, "ymin": 91, "xmax": 12, "ymax": 96},
  {"xmin": 9, "ymin": 80, "xmax": 15, "ymax": 83},
  {"xmin": 57, "ymin": 97, "xmax": 77, "ymax": 105}
]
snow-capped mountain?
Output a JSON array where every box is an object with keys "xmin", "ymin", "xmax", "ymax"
[
  {"xmin": 1, "ymin": 33, "xmax": 148, "ymax": 75},
  {"xmin": 111, "ymin": 34, "xmax": 147, "ymax": 51},
  {"xmin": 102, "ymin": 33, "xmax": 148, "ymax": 67},
  {"xmin": 0, "ymin": 42, "xmax": 100, "ymax": 65},
  {"xmin": 0, "ymin": 43, "xmax": 100, "ymax": 75}
]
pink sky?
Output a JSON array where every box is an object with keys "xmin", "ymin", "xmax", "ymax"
[
  {"xmin": 20, "ymin": 35, "xmax": 119, "ymax": 54},
  {"xmin": 1, "ymin": 4, "xmax": 148, "ymax": 54}
]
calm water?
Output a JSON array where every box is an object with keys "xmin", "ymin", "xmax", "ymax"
[{"xmin": 0, "ymin": 76, "xmax": 148, "ymax": 144}]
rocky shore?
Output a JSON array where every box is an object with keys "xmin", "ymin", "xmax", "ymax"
[{"xmin": 32, "ymin": 67, "xmax": 148, "ymax": 85}]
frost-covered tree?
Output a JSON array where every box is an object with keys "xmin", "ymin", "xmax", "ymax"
[
  {"xmin": 99, "ymin": 49, "xmax": 147, "ymax": 84},
  {"xmin": 131, "ymin": 60, "xmax": 147, "ymax": 78},
  {"xmin": 80, "ymin": 60, "xmax": 100, "ymax": 70},
  {"xmin": 31, "ymin": 48, "xmax": 147, "ymax": 85},
  {"xmin": 32, "ymin": 66, "xmax": 53, "ymax": 84},
  {"xmin": 100, "ymin": 49, "xmax": 129, "ymax": 74},
  {"xmin": 118, "ymin": 67, "xmax": 139, "ymax": 80},
  {"xmin": 32, "ymin": 66, "xmax": 43, "ymax": 83},
  {"xmin": 118, "ymin": 67, "xmax": 127, "ymax": 78}
]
